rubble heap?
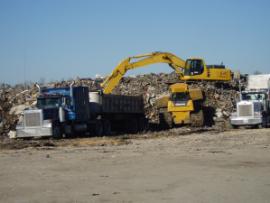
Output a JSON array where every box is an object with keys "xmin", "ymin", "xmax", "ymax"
[
  {"xmin": 0, "ymin": 79, "xmax": 103, "ymax": 137},
  {"xmin": 0, "ymin": 72, "xmax": 243, "ymax": 137},
  {"xmin": 0, "ymin": 83, "xmax": 39, "ymax": 138},
  {"xmin": 113, "ymin": 73, "xmax": 240, "ymax": 123},
  {"xmin": 113, "ymin": 72, "xmax": 180, "ymax": 122}
]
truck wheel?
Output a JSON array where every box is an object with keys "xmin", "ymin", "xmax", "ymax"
[
  {"xmin": 64, "ymin": 125, "xmax": 73, "ymax": 138},
  {"xmin": 138, "ymin": 117, "xmax": 148, "ymax": 132},
  {"xmin": 231, "ymin": 125, "xmax": 238, "ymax": 129},
  {"xmin": 159, "ymin": 112, "xmax": 173, "ymax": 129},
  {"xmin": 102, "ymin": 120, "xmax": 111, "ymax": 135},
  {"xmin": 255, "ymin": 124, "xmax": 262, "ymax": 129},
  {"xmin": 94, "ymin": 120, "xmax": 103, "ymax": 136},
  {"xmin": 262, "ymin": 116, "xmax": 268, "ymax": 128},
  {"xmin": 126, "ymin": 118, "xmax": 138, "ymax": 134},
  {"xmin": 52, "ymin": 126, "xmax": 62, "ymax": 139}
]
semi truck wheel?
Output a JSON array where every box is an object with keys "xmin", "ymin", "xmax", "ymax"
[
  {"xmin": 138, "ymin": 117, "xmax": 148, "ymax": 132},
  {"xmin": 126, "ymin": 118, "xmax": 138, "ymax": 134},
  {"xmin": 231, "ymin": 124, "xmax": 239, "ymax": 129},
  {"xmin": 52, "ymin": 125, "xmax": 62, "ymax": 139},
  {"xmin": 94, "ymin": 120, "xmax": 103, "ymax": 136},
  {"xmin": 262, "ymin": 116, "xmax": 268, "ymax": 128},
  {"xmin": 255, "ymin": 124, "xmax": 262, "ymax": 129},
  {"xmin": 102, "ymin": 120, "xmax": 111, "ymax": 135}
]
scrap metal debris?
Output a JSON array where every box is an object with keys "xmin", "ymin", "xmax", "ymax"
[{"xmin": 0, "ymin": 72, "xmax": 245, "ymax": 138}]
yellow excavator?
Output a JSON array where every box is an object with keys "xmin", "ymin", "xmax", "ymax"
[
  {"xmin": 156, "ymin": 83, "xmax": 204, "ymax": 128},
  {"xmin": 101, "ymin": 52, "xmax": 232, "ymax": 94}
]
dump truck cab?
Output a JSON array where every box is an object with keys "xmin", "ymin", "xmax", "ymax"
[
  {"xmin": 16, "ymin": 86, "xmax": 90, "ymax": 138},
  {"xmin": 36, "ymin": 90, "xmax": 76, "ymax": 121}
]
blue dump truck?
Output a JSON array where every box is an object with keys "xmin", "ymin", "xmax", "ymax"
[{"xmin": 15, "ymin": 84, "xmax": 147, "ymax": 138}]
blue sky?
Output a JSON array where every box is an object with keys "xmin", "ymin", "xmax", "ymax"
[{"xmin": 0, "ymin": 0, "xmax": 270, "ymax": 84}]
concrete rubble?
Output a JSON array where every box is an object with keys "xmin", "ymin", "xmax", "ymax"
[
  {"xmin": 113, "ymin": 73, "xmax": 242, "ymax": 125},
  {"xmin": 0, "ymin": 73, "xmax": 245, "ymax": 137}
]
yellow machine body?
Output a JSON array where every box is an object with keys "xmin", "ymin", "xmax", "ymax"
[
  {"xmin": 101, "ymin": 52, "xmax": 232, "ymax": 94},
  {"xmin": 183, "ymin": 58, "xmax": 232, "ymax": 81},
  {"xmin": 158, "ymin": 83, "xmax": 204, "ymax": 126},
  {"xmin": 168, "ymin": 100, "xmax": 194, "ymax": 125}
]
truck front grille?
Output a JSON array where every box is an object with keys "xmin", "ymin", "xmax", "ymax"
[
  {"xmin": 24, "ymin": 111, "xmax": 42, "ymax": 127},
  {"xmin": 238, "ymin": 104, "xmax": 253, "ymax": 117}
]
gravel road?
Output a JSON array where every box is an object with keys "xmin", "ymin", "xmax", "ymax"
[{"xmin": 0, "ymin": 128, "xmax": 270, "ymax": 203}]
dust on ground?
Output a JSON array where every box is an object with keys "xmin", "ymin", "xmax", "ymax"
[
  {"xmin": 0, "ymin": 128, "xmax": 270, "ymax": 203},
  {"xmin": 0, "ymin": 127, "xmax": 215, "ymax": 150}
]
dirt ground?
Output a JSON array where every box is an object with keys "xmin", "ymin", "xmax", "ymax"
[{"xmin": 0, "ymin": 128, "xmax": 270, "ymax": 203}]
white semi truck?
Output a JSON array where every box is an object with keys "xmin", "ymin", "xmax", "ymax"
[{"xmin": 230, "ymin": 74, "xmax": 270, "ymax": 128}]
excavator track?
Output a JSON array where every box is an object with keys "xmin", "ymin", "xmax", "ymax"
[
  {"xmin": 159, "ymin": 108, "xmax": 173, "ymax": 129},
  {"xmin": 190, "ymin": 110, "xmax": 204, "ymax": 127}
]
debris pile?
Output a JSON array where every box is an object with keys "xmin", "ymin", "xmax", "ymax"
[
  {"xmin": 52, "ymin": 77, "xmax": 102, "ymax": 91},
  {"xmin": 0, "ymin": 83, "xmax": 39, "ymax": 138},
  {"xmin": 113, "ymin": 73, "xmax": 241, "ymax": 124},
  {"xmin": 113, "ymin": 72, "xmax": 180, "ymax": 122},
  {"xmin": 0, "ymin": 72, "xmax": 243, "ymax": 137}
]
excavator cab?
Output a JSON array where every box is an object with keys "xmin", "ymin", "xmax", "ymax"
[
  {"xmin": 184, "ymin": 59, "xmax": 204, "ymax": 76},
  {"xmin": 183, "ymin": 58, "xmax": 232, "ymax": 81}
]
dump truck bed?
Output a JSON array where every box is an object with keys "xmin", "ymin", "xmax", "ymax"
[{"xmin": 101, "ymin": 94, "xmax": 144, "ymax": 114}]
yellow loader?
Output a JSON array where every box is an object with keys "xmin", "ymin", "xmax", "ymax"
[{"xmin": 157, "ymin": 83, "xmax": 204, "ymax": 128}]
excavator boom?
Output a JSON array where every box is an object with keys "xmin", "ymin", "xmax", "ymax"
[{"xmin": 101, "ymin": 52, "xmax": 186, "ymax": 94}]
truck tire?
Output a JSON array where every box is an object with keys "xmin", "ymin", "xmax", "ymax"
[
  {"xmin": 52, "ymin": 125, "xmax": 62, "ymax": 139},
  {"xmin": 94, "ymin": 120, "xmax": 103, "ymax": 136},
  {"xmin": 102, "ymin": 120, "xmax": 111, "ymax": 135},
  {"xmin": 159, "ymin": 111, "xmax": 173, "ymax": 129},
  {"xmin": 255, "ymin": 124, "xmax": 262, "ymax": 129},
  {"xmin": 231, "ymin": 124, "xmax": 239, "ymax": 129},
  {"xmin": 138, "ymin": 117, "xmax": 148, "ymax": 132},
  {"xmin": 262, "ymin": 116, "xmax": 268, "ymax": 128},
  {"xmin": 63, "ymin": 125, "xmax": 73, "ymax": 138},
  {"xmin": 126, "ymin": 118, "xmax": 138, "ymax": 134}
]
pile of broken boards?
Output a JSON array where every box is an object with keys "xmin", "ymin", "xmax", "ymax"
[
  {"xmin": 0, "ymin": 73, "xmax": 244, "ymax": 137},
  {"xmin": 113, "ymin": 72, "xmax": 242, "ymax": 130}
]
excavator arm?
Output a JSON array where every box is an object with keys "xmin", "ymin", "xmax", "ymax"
[{"xmin": 101, "ymin": 52, "xmax": 186, "ymax": 94}]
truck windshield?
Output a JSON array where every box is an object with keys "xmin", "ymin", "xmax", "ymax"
[
  {"xmin": 242, "ymin": 93, "xmax": 266, "ymax": 101},
  {"xmin": 171, "ymin": 92, "xmax": 189, "ymax": 102},
  {"xmin": 37, "ymin": 97, "xmax": 62, "ymax": 109},
  {"xmin": 184, "ymin": 59, "xmax": 204, "ymax": 76}
]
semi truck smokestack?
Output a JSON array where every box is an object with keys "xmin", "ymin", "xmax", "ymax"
[
  {"xmin": 70, "ymin": 81, "xmax": 75, "ymax": 106},
  {"xmin": 70, "ymin": 81, "xmax": 75, "ymax": 96},
  {"xmin": 35, "ymin": 83, "xmax": 41, "ymax": 94},
  {"xmin": 268, "ymin": 79, "xmax": 270, "ymax": 100}
]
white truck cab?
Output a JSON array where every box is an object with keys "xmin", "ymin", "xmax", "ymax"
[{"xmin": 230, "ymin": 75, "xmax": 270, "ymax": 128}]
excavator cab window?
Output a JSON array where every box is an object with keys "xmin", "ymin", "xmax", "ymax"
[{"xmin": 184, "ymin": 59, "xmax": 204, "ymax": 76}]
